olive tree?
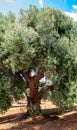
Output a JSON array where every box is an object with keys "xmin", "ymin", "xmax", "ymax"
[{"xmin": 0, "ymin": 6, "xmax": 77, "ymax": 116}]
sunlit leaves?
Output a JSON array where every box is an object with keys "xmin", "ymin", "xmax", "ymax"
[{"xmin": 0, "ymin": 6, "xmax": 77, "ymax": 113}]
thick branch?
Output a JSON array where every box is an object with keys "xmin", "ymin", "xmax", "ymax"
[
  {"xmin": 34, "ymin": 68, "xmax": 44, "ymax": 80},
  {"xmin": 38, "ymin": 84, "xmax": 54, "ymax": 100},
  {"xmin": 21, "ymin": 71, "xmax": 31, "ymax": 83},
  {"xmin": 21, "ymin": 69, "xmax": 44, "ymax": 99},
  {"xmin": 28, "ymin": 69, "xmax": 44, "ymax": 98}
]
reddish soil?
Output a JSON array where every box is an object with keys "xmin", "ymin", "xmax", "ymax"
[{"xmin": 0, "ymin": 100, "xmax": 77, "ymax": 130}]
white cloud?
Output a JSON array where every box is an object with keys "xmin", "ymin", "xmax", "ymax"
[
  {"xmin": 0, "ymin": 0, "xmax": 14, "ymax": 3},
  {"xmin": 65, "ymin": 12, "xmax": 77, "ymax": 21},
  {"xmin": 65, "ymin": 4, "xmax": 77, "ymax": 21},
  {"xmin": 72, "ymin": 4, "xmax": 77, "ymax": 10},
  {"xmin": 39, "ymin": 0, "xmax": 43, "ymax": 8}
]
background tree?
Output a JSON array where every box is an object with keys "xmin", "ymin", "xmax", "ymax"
[{"xmin": 0, "ymin": 6, "xmax": 77, "ymax": 116}]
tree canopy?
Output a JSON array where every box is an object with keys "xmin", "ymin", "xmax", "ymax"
[{"xmin": 0, "ymin": 6, "xmax": 77, "ymax": 114}]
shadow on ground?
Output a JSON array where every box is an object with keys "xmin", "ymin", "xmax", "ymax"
[
  {"xmin": 0, "ymin": 107, "xmax": 77, "ymax": 130},
  {"xmin": 10, "ymin": 113, "xmax": 77, "ymax": 130}
]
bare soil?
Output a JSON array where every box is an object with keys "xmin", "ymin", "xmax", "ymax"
[{"xmin": 0, "ymin": 100, "xmax": 77, "ymax": 130}]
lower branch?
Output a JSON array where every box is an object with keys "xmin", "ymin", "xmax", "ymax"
[{"xmin": 38, "ymin": 83, "xmax": 54, "ymax": 100}]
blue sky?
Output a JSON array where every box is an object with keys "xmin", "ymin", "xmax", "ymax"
[{"xmin": 0, "ymin": 0, "xmax": 77, "ymax": 20}]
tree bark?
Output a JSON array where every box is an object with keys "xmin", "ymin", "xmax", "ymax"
[
  {"xmin": 38, "ymin": 84, "xmax": 54, "ymax": 100},
  {"xmin": 21, "ymin": 69, "xmax": 53, "ymax": 116},
  {"xmin": 26, "ymin": 96, "xmax": 41, "ymax": 116},
  {"xmin": 26, "ymin": 84, "xmax": 53, "ymax": 116}
]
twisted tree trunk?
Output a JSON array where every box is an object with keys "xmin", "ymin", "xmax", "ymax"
[{"xmin": 21, "ymin": 69, "xmax": 53, "ymax": 116}]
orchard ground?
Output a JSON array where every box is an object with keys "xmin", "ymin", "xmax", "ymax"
[{"xmin": 0, "ymin": 100, "xmax": 77, "ymax": 130}]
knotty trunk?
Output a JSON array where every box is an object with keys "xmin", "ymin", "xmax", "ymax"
[
  {"xmin": 21, "ymin": 69, "xmax": 53, "ymax": 116},
  {"xmin": 27, "ymin": 96, "xmax": 41, "ymax": 116}
]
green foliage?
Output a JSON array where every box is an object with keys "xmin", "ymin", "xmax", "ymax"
[
  {"xmin": 0, "ymin": 89, "xmax": 11, "ymax": 113},
  {"xmin": 0, "ymin": 6, "xmax": 77, "ymax": 113},
  {"xmin": 0, "ymin": 70, "xmax": 25, "ymax": 112},
  {"xmin": 0, "ymin": 71, "xmax": 11, "ymax": 112}
]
